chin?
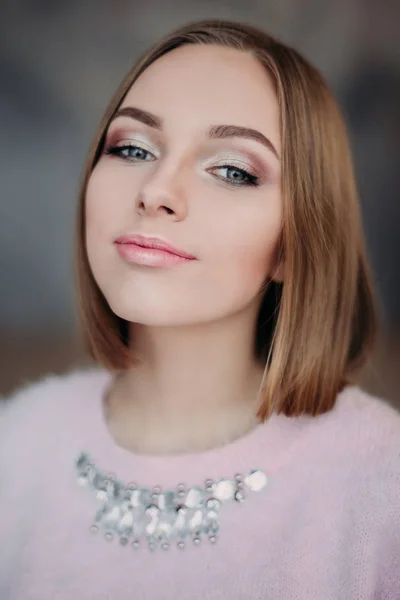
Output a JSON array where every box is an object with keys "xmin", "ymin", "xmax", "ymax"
[
  {"xmin": 106, "ymin": 296, "xmax": 232, "ymax": 328},
  {"xmin": 106, "ymin": 298, "xmax": 194, "ymax": 327}
]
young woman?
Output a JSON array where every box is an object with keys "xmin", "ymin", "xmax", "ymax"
[{"xmin": 1, "ymin": 18, "xmax": 399, "ymax": 600}]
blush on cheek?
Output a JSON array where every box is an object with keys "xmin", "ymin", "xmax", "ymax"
[
  {"xmin": 240, "ymin": 231, "xmax": 278, "ymax": 271},
  {"xmin": 208, "ymin": 250, "xmax": 269, "ymax": 313},
  {"xmin": 240, "ymin": 263, "xmax": 270, "ymax": 298}
]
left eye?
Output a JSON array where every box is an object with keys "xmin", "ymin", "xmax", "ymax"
[
  {"xmin": 105, "ymin": 144, "xmax": 155, "ymax": 161},
  {"xmin": 210, "ymin": 165, "xmax": 260, "ymax": 187}
]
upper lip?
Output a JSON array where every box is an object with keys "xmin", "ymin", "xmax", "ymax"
[{"xmin": 114, "ymin": 234, "xmax": 196, "ymax": 259}]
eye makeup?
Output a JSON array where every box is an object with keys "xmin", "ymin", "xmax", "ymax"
[
  {"xmin": 104, "ymin": 127, "xmax": 159, "ymax": 155},
  {"xmin": 102, "ymin": 123, "xmax": 278, "ymax": 186},
  {"xmin": 202, "ymin": 146, "xmax": 276, "ymax": 186}
]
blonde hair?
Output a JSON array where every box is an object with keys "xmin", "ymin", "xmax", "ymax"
[{"xmin": 75, "ymin": 19, "xmax": 378, "ymax": 419}]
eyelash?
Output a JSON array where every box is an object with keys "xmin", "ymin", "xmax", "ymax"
[{"xmin": 104, "ymin": 143, "xmax": 261, "ymax": 188}]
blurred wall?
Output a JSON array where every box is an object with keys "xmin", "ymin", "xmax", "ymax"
[{"xmin": 1, "ymin": 0, "xmax": 399, "ymax": 405}]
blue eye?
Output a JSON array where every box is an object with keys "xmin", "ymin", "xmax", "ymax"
[
  {"xmin": 105, "ymin": 143, "xmax": 155, "ymax": 162},
  {"xmin": 211, "ymin": 165, "xmax": 260, "ymax": 188}
]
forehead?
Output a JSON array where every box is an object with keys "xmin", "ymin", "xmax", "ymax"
[{"xmin": 121, "ymin": 44, "xmax": 280, "ymax": 149}]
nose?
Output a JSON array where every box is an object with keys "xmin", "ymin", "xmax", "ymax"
[{"xmin": 135, "ymin": 164, "xmax": 188, "ymax": 221}]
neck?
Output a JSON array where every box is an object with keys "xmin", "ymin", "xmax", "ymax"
[{"xmin": 106, "ymin": 306, "xmax": 266, "ymax": 455}]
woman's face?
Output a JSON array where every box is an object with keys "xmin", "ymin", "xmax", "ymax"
[{"xmin": 86, "ymin": 44, "xmax": 282, "ymax": 326}]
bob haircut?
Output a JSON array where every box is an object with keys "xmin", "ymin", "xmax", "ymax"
[{"xmin": 76, "ymin": 18, "xmax": 378, "ymax": 420}]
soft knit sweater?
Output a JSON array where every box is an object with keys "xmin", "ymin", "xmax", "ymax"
[{"xmin": 0, "ymin": 368, "xmax": 400, "ymax": 600}]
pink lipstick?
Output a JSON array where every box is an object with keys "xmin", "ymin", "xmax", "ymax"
[{"xmin": 114, "ymin": 234, "xmax": 196, "ymax": 268}]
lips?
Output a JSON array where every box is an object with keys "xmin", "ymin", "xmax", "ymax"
[{"xmin": 114, "ymin": 234, "xmax": 196, "ymax": 259}]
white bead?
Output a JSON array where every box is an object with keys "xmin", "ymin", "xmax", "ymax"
[
  {"xmin": 244, "ymin": 470, "xmax": 268, "ymax": 492},
  {"xmin": 214, "ymin": 479, "xmax": 235, "ymax": 501},
  {"xmin": 184, "ymin": 486, "xmax": 206, "ymax": 508}
]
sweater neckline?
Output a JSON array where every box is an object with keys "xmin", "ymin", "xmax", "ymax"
[{"xmin": 86, "ymin": 368, "xmax": 279, "ymax": 487}]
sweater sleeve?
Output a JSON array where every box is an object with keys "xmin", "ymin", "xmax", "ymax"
[
  {"xmin": 353, "ymin": 394, "xmax": 400, "ymax": 600},
  {"xmin": 0, "ymin": 375, "xmax": 67, "ymax": 586},
  {"xmin": 374, "ymin": 430, "xmax": 400, "ymax": 600}
]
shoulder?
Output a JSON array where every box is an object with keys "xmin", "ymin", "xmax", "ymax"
[
  {"xmin": 0, "ymin": 367, "xmax": 111, "ymax": 449},
  {"xmin": 332, "ymin": 384, "xmax": 400, "ymax": 449},
  {"xmin": 301, "ymin": 384, "xmax": 400, "ymax": 455},
  {"xmin": 1, "ymin": 365, "xmax": 110, "ymax": 409},
  {"xmin": 291, "ymin": 384, "xmax": 400, "ymax": 493},
  {"xmin": 309, "ymin": 385, "xmax": 400, "ymax": 506},
  {"xmin": 334, "ymin": 387, "xmax": 400, "ymax": 589}
]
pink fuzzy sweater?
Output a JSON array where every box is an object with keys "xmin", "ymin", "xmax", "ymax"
[{"xmin": 0, "ymin": 368, "xmax": 400, "ymax": 599}]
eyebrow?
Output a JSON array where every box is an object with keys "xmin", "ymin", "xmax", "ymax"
[{"xmin": 112, "ymin": 106, "xmax": 280, "ymax": 161}]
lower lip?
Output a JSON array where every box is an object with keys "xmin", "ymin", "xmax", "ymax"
[{"xmin": 115, "ymin": 243, "xmax": 194, "ymax": 267}]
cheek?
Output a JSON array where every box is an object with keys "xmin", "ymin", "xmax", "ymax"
[
  {"xmin": 204, "ymin": 197, "xmax": 282, "ymax": 300},
  {"xmin": 85, "ymin": 164, "xmax": 124, "ymax": 237},
  {"xmin": 84, "ymin": 165, "xmax": 130, "ymax": 287},
  {"xmin": 85, "ymin": 163, "xmax": 144, "ymax": 277}
]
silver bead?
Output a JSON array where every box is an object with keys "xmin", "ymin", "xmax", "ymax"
[
  {"xmin": 89, "ymin": 525, "xmax": 98, "ymax": 534},
  {"xmin": 131, "ymin": 539, "xmax": 140, "ymax": 550},
  {"xmin": 85, "ymin": 466, "xmax": 96, "ymax": 484},
  {"xmin": 95, "ymin": 490, "xmax": 108, "ymax": 502},
  {"xmin": 77, "ymin": 475, "xmax": 89, "ymax": 487},
  {"xmin": 161, "ymin": 542, "xmax": 169, "ymax": 551},
  {"xmin": 104, "ymin": 478, "xmax": 119, "ymax": 497},
  {"xmin": 177, "ymin": 483, "xmax": 186, "ymax": 497},
  {"xmin": 119, "ymin": 537, "xmax": 128, "ymax": 546},
  {"xmin": 76, "ymin": 452, "xmax": 91, "ymax": 472},
  {"xmin": 209, "ymin": 535, "xmax": 217, "ymax": 544},
  {"xmin": 145, "ymin": 505, "xmax": 160, "ymax": 536},
  {"xmin": 104, "ymin": 532, "xmax": 113, "ymax": 542},
  {"xmin": 126, "ymin": 482, "xmax": 138, "ymax": 491},
  {"xmin": 203, "ymin": 510, "xmax": 220, "ymax": 535},
  {"xmin": 91, "ymin": 471, "xmax": 103, "ymax": 484},
  {"xmin": 177, "ymin": 540, "xmax": 185, "ymax": 550},
  {"xmin": 118, "ymin": 510, "xmax": 134, "ymax": 538},
  {"xmin": 187, "ymin": 509, "xmax": 203, "ymax": 533},
  {"xmin": 235, "ymin": 490, "xmax": 246, "ymax": 503},
  {"xmin": 235, "ymin": 474, "xmax": 243, "ymax": 483},
  {"xmin": 152, "ymin": 486, "xmax": 161, "ymax": 494},
  {"xmin": 96, "ymin": 502, "xmax": 122, "ymax": 529},
  {"xmin": 193, "ymin": 536, "xmax": 201, "ymax": 546},
  {"xmin": 130, "ymin": 487, "xmax": 151, "ymax": 508},
  {"xmin": 174, "ymin": 506, "xmax": 188, "ymax": 537},
  {"xmin": 158, "ymin": 491, "xmax": 175, "ymax": 511},
  {"xmin": 206, "ymin": 498, "xmax": 221, "ymax": 511},
  {"xmin": 205, "ymin": 478, "xmax": 215, "ymax": 493}
]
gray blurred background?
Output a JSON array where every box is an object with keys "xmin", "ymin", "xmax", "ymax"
[{"xmin": 1, "ymin": 0, "xmax": 399, "ymax": 407}]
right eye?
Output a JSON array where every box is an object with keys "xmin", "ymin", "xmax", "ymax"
[{"xmin": 104, "ymin": 143, "xmax": 156, "ymax": 162}]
